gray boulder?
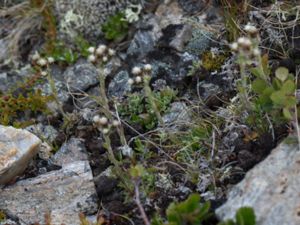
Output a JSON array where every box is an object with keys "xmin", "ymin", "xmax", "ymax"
[
  {"xmin": 0, "ymin": 161, "xmax": 98, "ymax": 225},
  {"xmin": 216, "ymin": 136, "xmax": 300, "ymax": 225},
  {"xmin": 51, "ymin": 138, "xmax": 88, "ymax": 166}
]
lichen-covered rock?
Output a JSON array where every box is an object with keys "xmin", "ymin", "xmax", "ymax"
[
  {"xmin": 54, "ymin": 0, "xmax": 137, "ymax": 42},
  {"xmin": 63, "ymin": 60, "xmax": 99, "ymax": 92},
  {"xmin": 108, "ymin": 70, "xmax": 132, "ymax": 98},
  {"xmin": 162, "ymin": 102, "xmax": 191, "ymax": 128},
  {"xmin": 216, "ymin": 137, "xmax": 300, "ymax": 225},
  {"xmin": 0, "ymin": 161, "xmax": 98, "ymax": 225},
  {"xmin": 0, "ymin": 125, "xmax": 41, "ymax": 185}
]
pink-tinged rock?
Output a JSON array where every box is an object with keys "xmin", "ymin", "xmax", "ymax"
[{"xmin": 0, "ymin": 125, "xmax": 41, "ymax": 185}]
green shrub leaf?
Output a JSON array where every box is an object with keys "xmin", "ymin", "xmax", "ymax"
[{"xmin": 235, "ymin": 207, "xmax": 256, "ymax": 225}]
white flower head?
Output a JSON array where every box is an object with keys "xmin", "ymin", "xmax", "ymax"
[
  {"xmin": 112, "ymin": 120, "xmax": 121, "ymax": 127},
  {"xmin": 41, "ymin": 71, "xmax": 48, "ymax": 76},
  {"xmin": 37, "ymin": 58, "xmax": 47, "ymax": 67},
  {"xmin": 96, "ymin": 45, "xmax": 107, "ymax": 56},
  {"xmin": 108, "ymin": 48, "xmax": 116, "ymax": 56},
  {"xmin": 135, "ymin": 76, "xmax": 142, "ymax": 83},
  {"xmin": 253, "ymin": 48, "xmax": 261, "ymax": 56},
  {"xmin": 102, "ymin": 128, "xmax": 110, "ymax": 135},
  {"xmin": 244, "ymin": 24, "xmax": 258, "ymax": 34},
  {"xmin": 230, "ymin": 42, "xmax": 238, "ymax": 51},
  {"xmin": 47, "ymin": 57, "xmax": 55, "ymax": 64},
  {"xmin": 132, "ymin": 66, "xmax": 142, "ymax": 75},
  {"xmin": 144, "ymin": 64, "xmax": 152, "ymax": 71},
  {"xmin": 32, "ymin": 52, "xmax": 40, "ymax": 61},
  {"xmin": 102, "ymin": 56, "xmax": 108, "ymax": 62},
  {"xmin": 128, "ymin": 78, "xmax": 134, "ymax": 85},
  {"xmin": 88, "ymin": 55, "xmax": 96, "ymax": 63},
  {"xmin": 237, "ymin": 37, "xmax": 252, "ymax": 48},
  {"xmin": 93, "ymin": 115, "xmax": 101, "ymax": 123},
  {"xmin": 88, "ymin": 46, "xmax": 95, "ymax": 54},
  {"xmin": 99, "ymin": 116, "xmax": 108, "ymax": 125}
]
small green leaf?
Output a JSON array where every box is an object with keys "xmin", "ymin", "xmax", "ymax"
[
  {"xmin": 270, "ymin": 91, "xmax": 286, "ymax": 105},
  {"xmin": 250, "ymin": 68, "xmax": 262, "ymax": 78},
  {"xmin": 281, "ymin": 80, "xmax": 295, "ymax": 95},
  {"xmin": 252, "ymin": 78, "xmax": 267, "ymax": 94},
  {"xmin": 235, "ymin": 207, "xmax": 256, "ymax": 225},
  {"xmin": 275, "ymin": 67, "xmax": 289, "ymax": 82},
  {"xmin": 283, "ymin": 108, "xmax": 293, "ymax": 120},
  {"xmin": 218, "ymin": 220, "xmax": 235, "ymax": 225}
]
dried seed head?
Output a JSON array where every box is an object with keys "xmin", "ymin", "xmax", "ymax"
[
  {"xmin": 132, "ymin": 66, "xmax": 142, "ymax": 75},
  {"xmin": 88, "ymin": 47, "xmax": 95, "ymax": 54}
]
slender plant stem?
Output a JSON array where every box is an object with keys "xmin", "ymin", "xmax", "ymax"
[{"xmin": 134, "ymin": 180, "xmax": 150, "ymax": 225}]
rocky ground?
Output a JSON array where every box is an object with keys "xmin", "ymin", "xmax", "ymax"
[{"xmin": 0, "ymin": 0, "xmax": 300, "ymax": 225}]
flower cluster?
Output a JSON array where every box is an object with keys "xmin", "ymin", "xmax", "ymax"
[
  {"xmin": 31, "ymin": 52, "xmax": 55, "ymax": 76},
  {"xmin": 87, "ymin": 44, "xmax": 115, "ymax": 64},
  {"xmin": 230, "ymin": 24, "xmax": 260, "ymax": 57},
  {"xmin": 128, "ymin": 64, "xmax": 152, "ymax": 85},
  {"xmin": 93, "ymin": 115, "xmax": 121, "ymax": 134}
]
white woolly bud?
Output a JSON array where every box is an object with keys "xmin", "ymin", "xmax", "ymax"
[
  {"xmin": 32, "ymin": 52, "xmax": 40, "ymax": 61},
  {"xmin": 41, "ymin": 71, "xmax": 47, "ymax": 76},
  {"xmin": 244, "ymin": 24, "xmax": 258, "ymax": 34},
  {"xmin": 96, "ymin": 45, "xmax": 107, "ymax": 55},
  {"xmin": 132, "ymin": 66, "xmax": 142, "ymax": 75},
  {"xmin": 253, "ymin": 48, "xmax": 261, "ymax": 56},
  {"xmin": 88, "ymin": 55, "xmax": 96, "ymax": 63},
  {"xmin": 135, "ymin": 76, "xmax": 142, "ymax": 83},
  {"xmin": 93, "ymin": 115, "xmax": 101, "ymax": 123},
  {"xmin": 102, "ymin": 56, "xmax": 108, "ymax": 62},
  {"xmin": 237, "ymin": 37, "xmax": 252, "ymax": 48},
  {"xmin": 47, "ymin": 57, "xmax": 55, "ymax": 64},
  {"xmin": 37, "ymin": 58, "xmax": 47, "ymax": 66},
  {"xmin": 144, "ymin": 64, "xmax": 152, "ymax": 71},
  {"xmin": 88, "ymin": 47, "xmax": 95, "ymax": 53},
  {"xmin": 108, "ymin": 48, "xmax": 116, "ymax": 56},
  {"xmin": 230, "ymin": 42, "xmax": 238, "ymax": 51},
  {"xmin": 102, "ymin": 128, "xmax": 110, "ymax": 135},
  {"xmin": 112, "ymin": 120, "xmax": 121, "ymax": 127},
  {"xmin": 128, "ymin": 78, "xmax": 134, "ymax": 85},
  {"xmin": 99, "ymin": 116, "xmax": 108, "ymax": 125}
]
